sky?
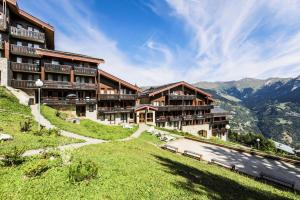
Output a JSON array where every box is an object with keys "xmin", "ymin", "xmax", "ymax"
[{"xmin": 19, "ymin": 0, "xmax": 300, "ymax": 86}]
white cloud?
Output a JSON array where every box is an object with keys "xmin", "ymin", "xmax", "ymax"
[{"xmin": 20, "ymin": 0, "xmax": 300, "ymax": 86}]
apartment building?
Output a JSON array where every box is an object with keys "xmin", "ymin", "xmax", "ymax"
[{"xmin": 0, "ymin": 0, "xmax": 230, "ymax": 140}]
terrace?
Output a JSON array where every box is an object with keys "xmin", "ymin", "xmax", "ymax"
[
  {"xmin": 10, "ymin": 26, "xmax": 45, "ymax": 43},
  {"xmin": 10, "ymin": 44, "xmax": 40, "ymax": 57},
  {"xmin": 10, "ymin": 62, "xmax": 40, "ymax": 73},
  {"xmin": 74, "ymin": 66, "xmax": 97, "ymax": 76}
]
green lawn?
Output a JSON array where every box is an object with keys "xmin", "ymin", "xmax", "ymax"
[
  {"xmin": 0, "ymin": 87, "xmax": 81, "ymax": 155},
  {"xmin": 0, "ymin": 133, "xmax": 298, "ymax": 200},
  {"xmin": 41, "ymin": 105, "xmax": 138, "ymax": 140}
]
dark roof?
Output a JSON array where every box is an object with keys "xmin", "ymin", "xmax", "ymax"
[{"xmin": 142, "ymin": 81, "xmax": 212, "ymax": 97}]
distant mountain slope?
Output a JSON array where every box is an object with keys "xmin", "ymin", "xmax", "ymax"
[{"xmin": 195, "ymin": 76, "xmax": 300, "ymax": 147}]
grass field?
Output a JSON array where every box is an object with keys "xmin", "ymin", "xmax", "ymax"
[
  {"xmin": 0, "ymin": 87, "xmax": 80, "ymax": 155},
  {"xmin": 41, "ymin": 105, "xmax": 138, "ymax": 140},
  {"xmin": 0, "ymin": 132, "xmax": 298, "ymax": 200}
]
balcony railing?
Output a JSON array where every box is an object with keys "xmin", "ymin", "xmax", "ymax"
[
  {"xmin": 10, "ymin": 26, "xmax": 45, "ymax": 43},
  {"xmin": 73, "ymin": 82, "xmax": 97, "ymax": 90},
  {"xmin": 169, "ymin": 94, "xmax": 196, "ymax": 100},
  {"xmin": 10, "ymin": 62, "xmax": 40, "ymax": 73},
  {"xmin": 98, "ymin": 94, "xmax": 137, "ymax": 100},
  {"xmin": 98, "ymin": 107, "xmax": 134, "ymax": 113},
  {"xmin": 11, "ymin": 80, "xmax": 36, "ymax": 88},
  {"xmin": 10, "ymin": 44, "xmax": 39, "ymax": 57},
  {"xmin": 44, "ymin": 63, "xmax": 72, "ymax": 74},
  {"xmin": 74, "ymin": 67, "xmax": 97, "ymax": 76},
  {"xmin": 120, "ymin": 94, "xmax": 138, "ymax": 100},
  {"xmin": 213, "ymin": 120, "xmax": 229, "ymax": 125},
  {"xmin": 42, "ymin": 98, "xmax": 97, "ymax": 105},
  {"xmin": 155, "ymin": 116, "xmax": 168, "ymax": 122},
  {"xmin": 156, "ymin": 105, "xmax": 213, "ymax": 112},
  {"xmin": 169, "ymin": 116, "xmax": 182, "ymax": 121},
  {"xmin": 43, "ymin": 80, "xmax": 73, "ymax": 89}
]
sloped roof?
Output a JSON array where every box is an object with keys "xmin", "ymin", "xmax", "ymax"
[
  {"xmin": 99, "ymin": 70, "xmax": 141, "ymax": 92},
  {"xmin": 142, "ymin": 81, "xmax": 212, "ymax": 98}
]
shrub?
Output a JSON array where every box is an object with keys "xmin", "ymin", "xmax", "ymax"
[
  {"xmin": 68, "ymin": 159, "xmax": 98, "ymax": 183},
  {"xmin": 40, "ymin": 149, "xmax": 61, "ymax": 159},
  {"xmin": 1, "ymin": 147, "xmax": 25, "ymax": 166},
  {"xmin": 20, "ymin": 118, "xmax": 33, "ymax": 132},
  {"xmin": 24, "ymin": 159, "xmax": 50, "ymax": 178},
  {"xmin": 33, "ymin": 128, "xmax": 61, "ymax": 136}
]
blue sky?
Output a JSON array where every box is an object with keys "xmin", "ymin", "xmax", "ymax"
[{"xmin": 19, "ymin": 0, "xmax": 300, "ymax": 85}]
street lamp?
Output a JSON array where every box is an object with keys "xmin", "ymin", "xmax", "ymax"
[
  {"xmin": 35, "ymin": 79, "xmax": 43, "ymax": 131},
  {"xmin": 256, "ymin": 138, "xmax": 260, "ymax": 150},
  {"xmin": 225, "ymin": 124, "xmax": 230, "ymax": 140}
]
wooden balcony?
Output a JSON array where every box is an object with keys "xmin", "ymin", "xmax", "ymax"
[
  {"xmin": 169, "ymin": 94, "xmax": 196, "ymax": 100},
  {"xmin": 73, "ymin": 82, "xmax": 97, "ymax": 90},
  {"xmin": 213, "ymin": 120, "xmax": 229, "ymax": 125},
  {"xmin": 168, "ymin": 116, "xmax": 182, "ymax": 122},
  {"xmin": 183, "ymin": 115, "xmax": 194, "ymax": 120},
  {"xmin": 98, "ymin": 94, "xmax": 137, "ymax": 100},
  {"xmin": 98, "ymin": 94, "xmax": 120, "ymax": 100},
  {"xmin": 10, "ymin": 44, "xmax": 40, "ymax": 57},
  {"xmin": 120, "ymin": 94, "xmax": 138, "ymax": 100},
  {"xmin": 44, "ymin": 63, "xmax": 72, "ymax": 74},
  {"xmin": 43, "ymin": 80, "xmax": 73, "ymax": 89},
  {"xmin": 10, "ymin": 26, "xmax": 45, "ymax": 43},
  {"xmin": 156, "ymin": 105, "xmax": 213, "ymax": 112},
  {"xmin": 42, "ymin": 98, "xmax": 97, "ymax": 105},
  {"xmin": 74, "ymin": 67, "xmax": 97, "ymax": 76},
  {"xmin": 156, "ymin": 116, "xmax": 168, "ymax": 122},
  {"xmin": 11, "ymin": 80, "xmax": 37, "ymax": 88},
  {"xmin": 10, "ymin": 62, "xmax": 40, "ymax": 73},
  {"xmin": 98, "ymin": 107, "xmax": 134, "ymax": 114}
]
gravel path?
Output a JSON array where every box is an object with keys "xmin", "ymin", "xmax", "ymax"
[{"xmin": 22, "ymin": 105, "xmax": 147, "ymax": 157}]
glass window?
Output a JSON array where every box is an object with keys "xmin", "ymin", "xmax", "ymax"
[
  {"xmin": 34, "ymin": 44, "xmax": 39, "ymax": 48},
  {"xmin": 33, "ymin": 28, "xmax": 39, "ymax": 33},
  {"xmin": 28, "ymin": 27, "xmax": 33, "ymax": 31},
  {"xmin": 17, "ymin": 41, "xmax": 22, "ymax": 46},
  {"xmin": 16, "ymin": 57, "xmax": 22, "ymax": 63},
  {"xmin": 47, "ymin": 74, "xmax": 53, "ymax": 81},
  {"xmin": 17, "ymin": 24, "xmax": 22, "ymax": 29},
  {"xmin": 28, "ymin": 43, "xmax": 33, "ymax": 47}
]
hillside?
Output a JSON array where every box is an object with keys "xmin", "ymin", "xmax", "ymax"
[{"xmin": 195, "ymin": 76, "xmax": 300, "ymax": 147}]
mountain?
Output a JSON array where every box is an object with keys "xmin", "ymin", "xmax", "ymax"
[{"xmin": 195, "ymin": 76, "xmax": 300, "ymax": 147}]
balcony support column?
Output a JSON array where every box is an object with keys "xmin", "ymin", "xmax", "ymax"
[
  {"xmin": 41, "ymin": 66, "xmax": 45, "ymax": 81},
  {"xmin": 4, "ymin": 41, "xmax": 9, "ymax": 59},
  {"xmin": 70, "ymin": 68, "xmax": 74, "ymax": 83}
]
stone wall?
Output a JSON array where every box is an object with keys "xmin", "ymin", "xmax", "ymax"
[{"xmin": 0, "ymin": 58, "xmax": 8, "ymax": 86}]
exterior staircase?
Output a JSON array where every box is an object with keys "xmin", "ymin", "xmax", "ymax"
[{"xmin": 5, "ymin": 86, "xmax": 34, "ymax": 106}]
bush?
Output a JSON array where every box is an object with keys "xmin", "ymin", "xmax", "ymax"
[
  {"xmin": 20, "ymin": 118, "xmax": 33, "ymax": 132},
  {"xmin": 40, "ymin": 149, "xmax": 61, "ymax": 159},
  {"xmin": 33, "ymin": 128, "xmax": 61, "ymax": 136},
  {"xmin": 24, "ymin": 159, "xmax": 50, "ymax": 178},
  {"xmin": 68, "ymin": 159, "xmax": 98, "ymax": 183},
  {"xmin": 1, "ymin": 147, "xmax": 25, "ymax": 166}
]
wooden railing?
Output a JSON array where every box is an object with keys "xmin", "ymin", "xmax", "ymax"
[
  {"xmin": 42, "ymin": 98, "xmax": 97, "ymax": 105},
  {"xmin": 98, "ymin": 94, "xmax": 137, "ymax": 100},
  {"xmin": 98, "ymin": 107, "xmax": 134, "ymax": 113},
  {"xmin": 213, "ymin": 120, "xmax": 229, "ymax": 124},
  {"xmin": 10, "ymin": 26, "xmax": 45, "ymax": 43},
  {"xmin": 10, "ymin": 44, "xmax": 39, "ymax": 57},
  {"xmin": 11, "ymin": 80, "xmax": 36, "ymax": 88},
  {"xmin": 44, "ymin": 63, "xmax": 72, "ymax": 74},
  {"xmin": 43, "ymin": 80, "xmax": 73, "ymax": 89},
  {"xmin": 169, "ymin": 94, "xmax": 196, "ymax": 100},
  {"xmin": 74, "ymin": 67, "xmax": 97, "ymax": 76},
  {"xmin": 10, "ymin": 62, "xmax": 40, "ymax": 73},
  {"xmin": 156, "ymin": 105, "xmax": 213, "ymax": 112},
  {"xmin": 73, "ymin": 82, "xmax": 97, "ymax": 90}
]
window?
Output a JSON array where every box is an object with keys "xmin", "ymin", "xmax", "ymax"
[
  {"xmin": 16, "ymin": 57, "xmax": 22, "ymax": 63},
  {"xmin": 51, "ymin": 60, "xmax": 59, "ymax": 65},
  {"xmin": 28, "ymin": 27, "xmax": 33, "ymax": 32},
  {"xmin": 34, "ymin": 74, "xmax": 39, "ymax": 80},
  {"xmin": 17, "ymin": 24, "xmax": 22, "ymax": 29},
  {"xmin": 63, "ymin": 75, "xmax": 68, "ymax": 82},
  {"xmin": 89, "ymin": 105, "xmax": 94, "ymax": 112},
  {"xmin": 33, "ymin": 28, "xmax": 39, "ymax": 33},
  {"xmin": 16, "ymin": 73, "xmax": 22, "ymax": 80},
  {"xmin": 47, "ymin": 74, "xmax": 53, "ymax": 81},
  {"xmin": 34, "ymin": 44, "xmax": 39, "ymax": 48},
  {"xmin": 17, "ymin": 41, "xmax": 22, "ymax": 46},
  {"xmin": 28, "ymin": 43, "xmax": 33, "ymax": 47}
]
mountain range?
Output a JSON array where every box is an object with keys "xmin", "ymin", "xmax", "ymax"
[{"xmin": 195, "ymin": 76, "xmax": 300, "ymax": 147}]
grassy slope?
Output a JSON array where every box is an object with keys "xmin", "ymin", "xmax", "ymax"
[
  {"xmin": 41, "ymin": 105, "xmax": 138, "ymax": 140},
  {"xmin": 0, "ymin": 133, "xmax": 298, "ymax": 200},
  {"xmin": 0, "ymin": 87, "xmax": 80, "ymax": 155}
]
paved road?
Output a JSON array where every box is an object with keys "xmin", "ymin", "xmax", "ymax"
[{"xmin": 167, "ymin": 138, "xmax": 300, "ymax": 191}]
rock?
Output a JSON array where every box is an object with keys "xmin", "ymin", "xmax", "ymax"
[{"xmin": 0, "ymin": 133, "xmax": 13, "ymax": 141}]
